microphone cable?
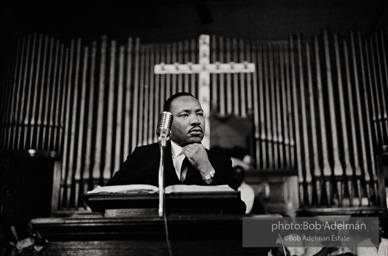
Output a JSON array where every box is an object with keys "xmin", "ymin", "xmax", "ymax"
[{"xmin": 163, "ymin": 211, "xmax": 174, "ymax": 256}]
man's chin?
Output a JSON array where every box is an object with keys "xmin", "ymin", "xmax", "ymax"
[{"xmin": 187, "ymin": 137, "xmax": 203, "ymax": 144}]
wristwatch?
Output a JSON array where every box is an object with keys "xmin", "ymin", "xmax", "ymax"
[{"xmin": 202, "ymin": 169, "xmax": 215, "ymax": 181}]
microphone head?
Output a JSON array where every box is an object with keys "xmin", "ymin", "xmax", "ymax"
[{"xmin": 157, "ymin": 111, "xmax": 173, "ymax": 136}]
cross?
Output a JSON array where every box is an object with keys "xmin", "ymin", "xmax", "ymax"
[{"xmin": 154, "ymin": 35, "xmax": 255, "ymax": 148}]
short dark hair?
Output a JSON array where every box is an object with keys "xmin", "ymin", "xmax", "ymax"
[{"xmin": 163, "ymin": 92, "xmax": 196, "ymax": 111}]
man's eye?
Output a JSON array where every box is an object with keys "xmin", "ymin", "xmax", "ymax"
[
  {"xmin": 180, "ymin": 113, "xmax": 189, "ymax": 117},
  {"xmin": 197, "ymin": 112, "xmax": 203, "ymax": 116}
]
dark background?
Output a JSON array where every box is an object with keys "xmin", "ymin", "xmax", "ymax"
[{"xmin": 1, "ymin": 0, "xmax": 388, "ymax": 43}]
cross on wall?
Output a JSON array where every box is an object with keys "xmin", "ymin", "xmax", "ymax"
[{"xmin": 154, "ymin": 35, "xmax": 256, "ymax": 148}]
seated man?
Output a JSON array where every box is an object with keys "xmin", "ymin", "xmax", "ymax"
[{"xmin": 106, "ymin": 92, "xmax": 239, "ymax": 191}]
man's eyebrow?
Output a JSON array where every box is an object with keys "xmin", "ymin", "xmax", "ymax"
[
  {"xmin": 176, "ymin": 109, "xmax": 191, "ymax": 114},
  {"xmin": 177, "ymin": 108, "xmax": 203, "ymax": 114}
]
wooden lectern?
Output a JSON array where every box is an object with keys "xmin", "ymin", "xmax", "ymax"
[
  {"xmin": 84, "ymin": 190, "xmax": 245, "ymax": 215},
  {"xmin": 30, "ymin": 189, "xmax": 269, "ymax": 256}
]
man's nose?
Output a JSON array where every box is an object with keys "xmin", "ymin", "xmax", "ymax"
[{"xmin": 190, "ymin": 114, "xmax": 200, "ymax": 124}]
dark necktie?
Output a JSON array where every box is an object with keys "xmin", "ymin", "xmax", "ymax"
[{"xmin": 180, "ymin": 157, "xmax": 190, "ymax": 182}]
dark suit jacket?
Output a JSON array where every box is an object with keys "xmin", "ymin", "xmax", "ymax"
[{"xmin": 106, "ymin": 142, "xmax": 238, "ymax": 190}]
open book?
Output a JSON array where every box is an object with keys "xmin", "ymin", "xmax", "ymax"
[{"xmin": 87, "ymin": 184, "xmax": 234, "ymax": 195}]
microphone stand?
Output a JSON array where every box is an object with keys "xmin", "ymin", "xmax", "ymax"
[{"xmin": 158, "ymin": 130, "xmax": 169, "ymax": 217}]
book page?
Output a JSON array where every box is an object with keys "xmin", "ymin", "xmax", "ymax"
[
  {"xmin": 87, "ymin": 184, "xmax": 234, "ymax": 195},
  {"xmin": 165, "ymin": 184, "xmax": 234, "ymax": 194},
  {"xmin": 87, "ymin": 184, "xmax": 159, "ymax": 194}
]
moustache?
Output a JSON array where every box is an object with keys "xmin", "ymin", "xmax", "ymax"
[{"xmin": 188, "ymin": 126, "xmax": 203, "ymax": 133}]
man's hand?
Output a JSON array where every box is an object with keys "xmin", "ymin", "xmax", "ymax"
[{"xmin": 181, "ymin": 143, "xmax": 214, "ymax": 177}]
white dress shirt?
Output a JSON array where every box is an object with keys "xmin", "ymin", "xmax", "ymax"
[{"xmin": 171, "ymin": 141, "xmax": 186, "ymax": 181}]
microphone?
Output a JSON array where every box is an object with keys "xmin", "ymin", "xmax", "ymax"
[
  {"xmin": 157, "ymin": 111, "xmax": 173, "ymax": 141},
  {"xmin": 157, "ymin": 111, "xmax": 173, "ymax": 217}
]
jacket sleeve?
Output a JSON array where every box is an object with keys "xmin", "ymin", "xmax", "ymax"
[{"xmin": 208, "ymin": 152, "xmax": 239, "ymax": 190}]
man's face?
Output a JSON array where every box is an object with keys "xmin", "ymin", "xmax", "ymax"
[{"xmin": 169, "ymin": 96, "xmax": 205, "ymax": 147}]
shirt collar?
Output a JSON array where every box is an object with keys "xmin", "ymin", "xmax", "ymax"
[{"xmin": 171, "ymin": 141, "xmax": 183, "ymax": 158}]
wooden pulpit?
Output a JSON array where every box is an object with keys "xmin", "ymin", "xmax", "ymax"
[{"xmin": 30, "ymin": 189, "xmax": 269, "ymax": 256}]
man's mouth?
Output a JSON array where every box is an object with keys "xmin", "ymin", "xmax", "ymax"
[{"xmin": 189, "ymin": 127, "xmax": 202, "ymax": 135}]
